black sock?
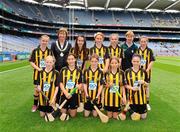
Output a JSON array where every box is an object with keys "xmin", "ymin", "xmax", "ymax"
[
  {"xmin": 147, "ymin": 100, "xmax": 149, "ymax": 104},
  {"xmin": 34, "ymin": 95, "xmax": 39, "ymax": 106},
  {"xmin": 34, "ymin": 99, "xmax": 38, "ymax": 106}
]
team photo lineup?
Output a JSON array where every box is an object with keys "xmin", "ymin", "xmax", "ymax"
[
  {"xmin": 29, "ymin": 28, "xmax": 155, "ymax": 122},
  {"xmin": 1, "ymin": 0, "xmax": 180, "ymax": 131}
]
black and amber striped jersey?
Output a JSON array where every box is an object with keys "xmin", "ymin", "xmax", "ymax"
[
  {"xmin": 108, "ymin": 45, "xmax": 124, "ymax": 59},
  {"xmin": 125, "ymin": 68, "xmax": 148, "ymax": 105},
  {"xmin": 89, "ymin": 45, "xmax": 109, "ymax": 69},
  {"xmin": 60, "ymin": 66, "xmax": 82, "ymax": 94},
  {"xmin": 136, "ymin": 47, "xmax": 155, "ymax": 82},
  {"xmin": 70, "ymin": 48, "xmax": 89, "ymax": 70},
  {"xmin": 83, "ymin": 67, "xmax": 104, "ymax": 103},
  {"xmin": 29, "ymin": 46, "xmax": 53, "ymax": 81},
  {"xmin": 37, "ymin": 69, "xmax": 60, "ymax": 106},
  {"xmin": 136, "ymin": 47, "xmax": 155, "ymax": 70},
  {"xmin": 104, "ymin": 70, "xmax": 125, "ymax": 107}
]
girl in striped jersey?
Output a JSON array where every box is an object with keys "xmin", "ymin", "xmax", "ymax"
[
  {"xmin": 83, "ymin": 54, "xmax": 104, "ymax": 117},
  {"xmin": 108, "ymin": 33, "xmax": 124, "ymax": 66},
  {"xmin": 36, "ymin": 56, "xmax": 59, "ymax": 117},
  {"xmin": 125, "ymin": 54, "xmax": 148, "ymax": 120},
  {"xmin": 136, "ymin": 36, "xmax": 155, "ymax": 110},
  {"xmin": 29, "ymin": 35, "xmax": 53, "ymax": 112},
  {"xmin": 70, "ymin": 35, "xmax": 89, "ymax": 72},
  {"xmin": 104, "ymin": 57, "xmax": 126, "ymax": 119},
  {"xmin": 70, "ymin": 36, "xmax": 89, "ymax": 112},
  {"xmin": 89, "ymin": 32, "xmax": 110, "ymax": 74},
  {"xmin": 59, "ymin": 53, "xmax": 82, "ymax": 117}
]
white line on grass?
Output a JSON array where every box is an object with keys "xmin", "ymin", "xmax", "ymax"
[{"xmin": 0, "ymin": 65, "xmax": 30, "ymax": 74}]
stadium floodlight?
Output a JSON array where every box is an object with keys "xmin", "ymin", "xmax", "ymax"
[
  {"xmin": 66, "ymin": 5, "xmax": 85, "ymax": 9},
  {"xmin": 42, "ymin": 3, "xmax": 63, "ymax": 7},
  {"xmin": 69, "ymin": 0, "xmax": 84, "ymax": 5},
  {"xmin": 42, "ymin": 0, "xmax": 70, "ymax": 6},
  {"xmin": 165, "ymin": 9, "xmax": 179, "ymax": 13},
  {"xmin": 146, "ymin": 9, "xmax": 161, "ymax": 12},
  {"xmin": 127, "ymin": 8, "xmax": 143, "ymax": 11},
  {"xmin": 89, "ymin": 7, "xmax": 104, "ymax": 10},
  {"xmin": 108, "ymin": 7, "xmax": 124, "ymax": 11},
  {"xmin": 21, "ymin": 0, "xmax": 39, "ymax": 4}
]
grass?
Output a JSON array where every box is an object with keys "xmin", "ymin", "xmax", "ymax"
[
  {"xmin": 0, "ymin": 60, "xmax": 29, "ymax": 72},
  {"xmin": 0, "ymin": 57, "xmax": 180, "ymax": 132}
]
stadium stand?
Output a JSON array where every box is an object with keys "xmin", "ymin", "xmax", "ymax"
[
  {"xmin": 0, "ymin": 34, "xmax": 36, "ymax": 53},
  {"xmin": 1, "ymin": 0, "xmax": 179, "ymax": 26},
  {"xmin": 0, "ymin": 0, "xmax": 179, "ymax": 59}
]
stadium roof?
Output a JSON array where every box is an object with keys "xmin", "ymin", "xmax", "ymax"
[{"xmin": 21, "ymin": 0, "xmax": 180, "ymax": 12}]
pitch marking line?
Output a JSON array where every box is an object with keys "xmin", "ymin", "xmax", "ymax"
[{"xmin": 0, "ymin": 65, "xmax": 30, "ymax": 74}]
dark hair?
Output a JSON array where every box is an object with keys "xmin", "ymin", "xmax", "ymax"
[
  {"xmin": 74, "ymin": 36, "xmax": 88, "ymax": 61},
  {"xmin": 67, "ymin": 53, "xmax": 76, "ymax": 59},
  {"xmin": 109, "ymin": 56, "xmax": 119, "ymax": 71},
  {"xmin": 132, "ymin": 53, "xmax": 141, "ymax": 59}
]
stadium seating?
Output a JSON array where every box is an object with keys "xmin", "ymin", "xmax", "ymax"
[
  {"xmin": 2, "ymin": 0, "xmax": 179, "ymax": 27},
  {"xmin": 0, "ymin": 34, "xmax": 37, "ymax": 52},
  {"xmin": 0, "ymin": 0, "xmax": 179, "ymax": 56}
]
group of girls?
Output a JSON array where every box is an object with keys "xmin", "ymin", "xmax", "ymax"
[{"xmin": 30, "ymin": 29, "xmax": 155, "ymax": 121}]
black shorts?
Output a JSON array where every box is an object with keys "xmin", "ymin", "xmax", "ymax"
[
  {"xmin": 59, "ymin": 94, "xmax": 79, "ymax": 110},
  {"xmin": 55, "ymin": 87, "xmax": 61, "ymax": 104},
  {"xmin": 104, "ymin": 106, "xmax": 121, "ymax": 112},
  {"xmin": 130, "ymin": 104, "xmax": 147, "ymax": 114},
  {"xmin": 38, "ymin": 105, "xmax": 53, "ymax": 113},
  {"xmin": 33, "ymin": 71, "xmax": 40, "ymax": 85},
  {"xmin": 84, "ymin": 101, "xmax": 102, "ymax": 111},
  {"xmin": 33, "ymin": 80, "xmax": 39, "ymax": 85}
]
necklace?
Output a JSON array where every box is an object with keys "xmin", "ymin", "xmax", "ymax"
[{"xmin": 56, "ymin": 40, "xmax": 69, "ymax": 57}]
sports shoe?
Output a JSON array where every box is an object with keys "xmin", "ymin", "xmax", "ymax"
[
  {"xmin": 31, "ymin": 105, "xmax": 38, "ymax": 112},
  {"xmin": 147, "ymin": 104, "xmax": 151, "ymax": 111}
]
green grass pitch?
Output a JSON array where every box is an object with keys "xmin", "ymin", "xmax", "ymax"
[{"xmin": 0, "ymin": 57, "xmax": 180, "ymax": 132}]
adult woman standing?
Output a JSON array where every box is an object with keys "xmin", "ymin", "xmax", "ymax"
[{"xmin": 51, "ymin": 27, "xmax": 72, "ymax": 72}]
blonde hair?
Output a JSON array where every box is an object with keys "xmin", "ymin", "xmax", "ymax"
[
  {"xmin": 45, "ymin": 55, "xmax": 56, "ymax": 64},
  {"xmin": 94, "ymin": 32, "xmax": 104, "ymax": 39},
  {"xmin": 125, "ymin": 30, "xmax": 134, "ymax": 37},
  {"xmin": 139, "ymin": 36, "xmax": 149, "ymax": 42},
  {"xmin": 40, "ymin": 35, "xmax": 50, "ymax": 40},
  {"xmin": 109, "ymin": 33, "xmax": 119, "ymax": 40}
]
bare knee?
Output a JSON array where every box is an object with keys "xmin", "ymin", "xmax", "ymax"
[
  {"xmin": 112, "ymin": 112, "xmax": 118, "ymax": 119},
  {"xmin": 34, "ymin": 85, "xmax": 39, "ymax": 95},
  {"xmin": 107, "ymin": 111, "xmax": 113, "ymax": 119},
  {"xmin": 92, "ymin": 110, "xmax": 98, "ymax": 117},
  {"xmin": 61, "ymin": 108, "xmax": 67, "ymax": 114},
  {"xmin": 84, "ymin": 110, "xmax": 90, "ymax": 117},
  {"xmin": 69, "ymin": 109, "xmax": 77, "ymax": 118},
  {"xmin": 141, "ymin": 113, "xmax": 147, "ymax": 119}
]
